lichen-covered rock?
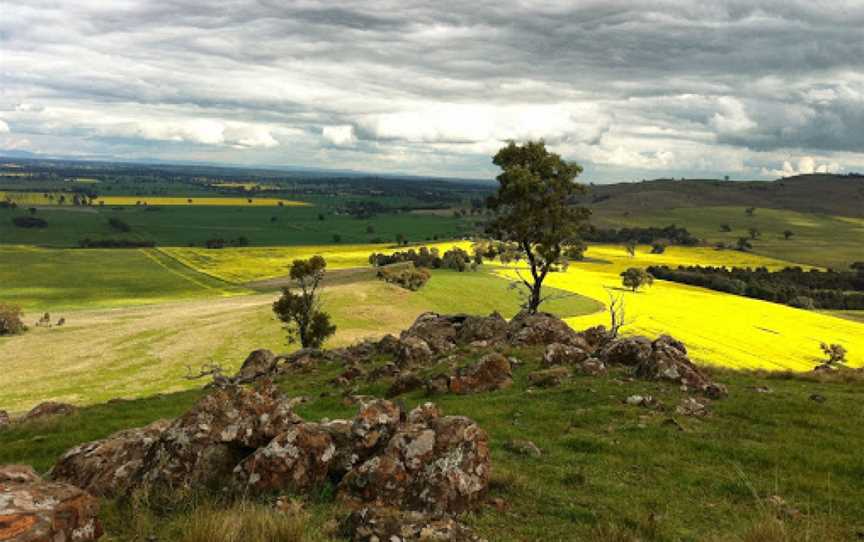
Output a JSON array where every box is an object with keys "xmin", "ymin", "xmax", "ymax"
[
  {"xmin": 401, "ymin": 312, "xmax": 463, "ymax": 354},
  {"xmin": 0, "ymin": 467, "xmax": 103, "ymax": 541},
  {"xmin": 50, "ymin": 419, "xmax": 170, "ymax": 497},
  {"xmin": 386, "ymin": 372, "xmax": 424, "ymax": 398},
  {"xmin": 22, "ymin": 401, "xmax": 77, "ymax": 422},
  {"xmin": 338, "ymin": 411, "xmax": 490, "ymax": 515},
  {"xmin": 234, "ymin": 423, "xmax": 335, "ymax": 493},
  {"xmin": 349, "ymin": 400, "xmax": 403, "ymax": 462},
  {"xmin": 425, "ymin": 373, "xmax": 451, "ymax": 396},
  {"xmin": 396, "ymin": 336, "xmax": 434, "ymax": 367},
  {"xmin": 528, "ymin": 367, "xmax": 571, "ymax": 388},
  {"xmin": 542, "ymin": 342, "xmax": 590, "ymax": 367},
  {"xmin": 507, "ymin": 311, "xmax": 586, "ymax": 348},
  {"xmin": 638, "ymin": 336, "xmax": 727, "ymax": 398},
  {"xmin": 138, "ymin": 381, "xmax": 302, "ymax": 490},
  {"xmin": 366, "ymin": 362, "xmax": 400, "ymax": 382},
  {"xmin": 676, "ymin": 397, "xmax": 710, "ymax": 417},
  {"xmin": 341, "ymin": 507, "xmax": 484, "ymax": 542},
  {"xmin": 234, "ymin": 349, "xmax": 277, "ymax": 382},
  {"xmin": 599, "ymin": 336, "xmax": 653, "ymax": 366},
  {"xmin": 457, "ymin": 312, "xmax": 509, "ymax": 344},
  {"xmin": 448, "ymin": 353, "xmax": 513, "ymax": 395},
  {"xmin": 579, "ymin": 357, "xmax": 608, "ymax": 376},
  {"xmin": 376, "ymin": 334, "xmax": 402, "ymax": 357},
  {"xmin": 577, "ymin": 325, "xmax": 611, "ymax": 350}
]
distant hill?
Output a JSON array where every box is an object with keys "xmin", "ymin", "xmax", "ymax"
[{"xmin": 583, "ymin": 174, "xmax": 864, "ymax": 218}]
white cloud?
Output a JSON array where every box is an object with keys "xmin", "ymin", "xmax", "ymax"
[
  {"xmin": 322, "ymin": 125, "xmax": 356, "ymax": 146},
  {"xmin": 761, "ymin": 156, "xmax": 842, "ymax": 177},
  {"xmin": 0, "ymin": 120, "xmax": 9, "ymax": 133}
]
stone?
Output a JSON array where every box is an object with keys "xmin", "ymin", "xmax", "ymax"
[
  {"xmin": 396, "ymin": 336, "xmax": 434, "ymax": 367},
  {"xmin": 349, "ymin": 400, "xmax": 403, "ymax": 465},
  {"xmin": 578, "ymin": 357, "xmax": 608, "ymax": 376},
  {"xmin": 448, "ymin": 353, "xmax": 513, "ymax": 395},
  {"xmin": 401, "ymin": 312, "xmax": 463, "ymax": 354},
  {"xmin": 505, "ymin": 439, "xmax": 542, "ymax": 457},
  {"xmin": 577, "ymin": 325, "xmax": 611, "ymax": 350},
  {"xmin": 457, "ymin": 312, "xmax": 509, "ymax": 344},
  {"xmin": 625, "ymin": 395, "xmax": 659, "ymax": 408},
  {"xmin": 675, "ymin": 397, "xmax": 709, "ymax": 417},
  {"xmin": 0, "ymin": 410, "xmax": 9, "ymax": 429},
  {"xmin": 234, "ymin": 422, "xmax": 335, "ymax": 493},
  {"xmin": 22, "ymin": 401, "xmax": 77, "ymax": 422},
  {"xmin": 338, "ymin": 413, "xmax": 490, "ymax": 515},
  {"xmin": 507, "ymin": 311, "xmax": 585, "ymax": 347},
  {"xmin": 599, "ymin": 336, "xmax": 653, "ymax": 366},
  {"xmin": 234, "ymin": 349, "xmax": 277, "ymax": 382},
  {"xmin": 366, "ymin": 362, "xmax": 400, "ymax": 382},
  {"xmin": 376, "ymin": 334, "xmax": 402, "ymax": 356},
  {"xmin": 542, "ymin": 342, "xmax": 590, "ymax": 367},
  {"xmin": 640, "ymin": 336, "xmax": 728, "ymax": 398},
  {"xmin": 340, "ymin": 507, "xmax": 484, "ymax": 542},
  {"xmin": 137, "ymin": 381, "xmax": 302, "ymax": 490},
  {"xmin": 527, "ymin": 367, "xmax": 571, "ymax": 388},
  {"xmin": 425, "ymin": 374, "xmax": 451, "ymax": 396},
  {"xmin": 50, "ymin": 419, "xmax": 171, "ymax": 497},
  {"xmin": 809, "ymin": 393, "xmax": 827, "ymax": 403},
  {"xmin": 386, "ymin": 372, "xmax": 424, "ymax": 398},
  {"xmin": 0, "ymin": 467, "xmax": 103, "ymax": 541}
]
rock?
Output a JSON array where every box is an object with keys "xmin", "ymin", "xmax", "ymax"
[
  {"xmin": 528, "ymin": 367, "xmax": 571, "ymax": 388},
  {"xmin": 809, "ymin": 393, "xmax": 827, "ymax": 403},
  {"xmin": 542, "ymin": 342, "xmax": 590, "ymax": 367},
  {"xmin": 386, "ymin": 372, "xmax": 424, "ymax": 398},
  {"xmin": 505, "ymin": 439, "xmax": 542, "ymax": 457},
  {"xmin": 319, "ymin": 419, "xmax": 355, "ymax": 477},
  {"xmin": 234, "ymin": 349, "xmax": 277, "ymax": 382},
  {"xmin": 425, "ymin": 374, "xmax": 451, "ymax": 396},
  {"xmin": 406, "ymin": 402, "xmax": 442, "ymax": 425},
  {"xmin": 448, "ymin": 353, "xmax": 513, "ymax": 395},
  {"xmin": 397, "ymin": 336, "xmax": 434, "ymax": 367},
  {"xmin": 507, "ymin": 311, "xmax": 584, "ymax": 347},
  {"xmin": 366, "ymin": 362, "xmax": 400, "ymax": 382},
  {"xmin": 50, "ymin": 419, "xmax": 171, "ymax": 497},
  {"xmin": 22, "ymin": 401, "xmax": 77, "ymax": 422},
  {"xmin": 349, "ymin": 400, "xmax": 404, "ymax": 464},
  {"xmin": 276, "ymin": 348, "xmax": 336, "ymax": 373},
  {"xmin": 401, "ymin": 312, "xmax": 463, "ymax": 354},
  {"xmin": 639, "ymin": 336, "xmax": 728, "ymax": 398},
  {"xmin": 599, "ymin": 336, "xmax": 653, "ymax": 366},
  {"xmin": 0, "ymin": 465, "xmax": 41, "ymax": 484},
  {"xmin": 338, "ymin": 411, "xmax": 490, "ymax": 515},
  {"xmin": 578, "ymin": 357, "xmax": 608, "ymax": 376},
  {"xmin": 0, "ymin": 467, "xmax": 103, "ymax": 541},
  {"xmin": 0, "ymin": 410, "xmax": 9, "ymax": 429},
  {"xmin": 457, "ymin": 312, "xmax": 509, "ymax": 344},
  {"xmin": 338, "ymin": 363, "xmax": 366, "ymax": 383},
  {"xmin": 376, "ymin": 334, "xmax": 402, "ymax": 357},
  {"xmin": 234, "ymin": 422, "xmax": 335, "ymax": 493},
  {"xmin": 750, "ymin": 386, "xmax": 772, "ymax": 393},
  {"xmin": 675, "ymin": 397, "xmax": 709, "ymax": 417},
  {"xmin": 577, "ymin": 325, "xmax": 611, "ymax": 350},
  {"xmin": 340, "ymin": 507, "xmax": 484, "ymax": 542},
  {"xmin": 625, "ymin": 395, "xmax": 659, "ymax": 408},
  {"xmin": 137, "ymin": 381, "xmax": 302, "ymax": 490}
]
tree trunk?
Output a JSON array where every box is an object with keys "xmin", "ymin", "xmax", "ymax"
[{"xmin": 528, "ymin": 281, "xmax": 543, "ymax": 313}]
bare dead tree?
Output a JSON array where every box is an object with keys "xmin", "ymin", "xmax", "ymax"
[
  {"xmin": 184, "ymin": 361, "xmax": 230, "ymax": 387},
  {"xmin": 605, "ymin": 288, "xmax": 632, "ymax": 338}
]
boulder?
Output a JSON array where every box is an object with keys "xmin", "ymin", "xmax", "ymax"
[
  {"xmin": 340, "ymin": 507, "xmax": 484, "ymax": 542},
  {"xmin": 137, "ymin": 381, "xmax": 302, "ymax": 490},
  {"xmin": 348, "ymin": 400, "xmax": 403, "ymax": 463},
  {"xmin": 598, "ymin": 336, "xmax": 653, "ymax": 366},
  {"xmin": 507, "ymin": 311, "xmax": 584, "ymax": 347},
  {"xmin": 542, "ymin": 342, "xmax": 589, "ymax": 367},
  {"xmin": 0, "ymin": 410, "xmax": 9, "ymax": 429},
  {"xmin": 401, "ymin": 312, "xmax": 464, "ymax": 354},
  {"xmin": 505, "ymin": 439, "xmax": 542, "ymax": 457},
  {"xmin": 528, "ymin": 367, "xmax": 571, "ymax": 388},
  {"xmin": 234, "ymin": 422, "xmax": 335, "ymax": 493},
  {"xmin": 396, "ymin": 336, "xmax": 434, "ymax": 368},
  {"xmin": 366, "ymin": 362, "xmax": 399, "ymax": 382},
  {"xmin": 386, "ymin": 372, "xmax": 424, "ymax": 398},
  {"xmin": 50, "ymin": 419, "xmax": 171, "ymax": 497},
  {"xmin": 577, "ymin": 325, "xmax": 611, "ymax": 350},
  {"xmin": 676, "ymin": 397, "xmax": 709, "ymax": 417},
  {"xmin": 456, "ymin": 312, "xmax": 509, "ymax": 344},
  {"xmin": 578, "ymin": 357, "xmax": 608, "ymax": 376},
  {"xmin": 448, "ymin": 354, "xmax": 513, "ymax": 395},
  {"xmin": 425, "ymin": 374, "xmax": 451, "ymax": 396},
  {"xmin": 638, "ymin": 336, "xmax": 728, "ymax": 398},
  {"xmin": 375, "ymin": 334, "xmax": 402, "ymax": 357},
  {"xmin": 234, "ymin": 349, "xmax": 277, "ymax": 382},
  {"xmin": 0, "ymin": 467, "xmax": 102, "ymax": 541},
  {"xmin": 338, "ymin": 406, "xmax": 490, "ymax": 516},
  {"xmin": 22, "ymin": 401, "xmax": 77, "ymax": 422}
]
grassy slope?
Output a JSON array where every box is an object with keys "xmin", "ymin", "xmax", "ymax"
[
  {"xmin": 497, "ymin": 245, "xmax": 864, "ymax": 372},
  {"xmin": 2, "ymin": 351, "xmax": 863, "ymax": 541},
  {"xmin": 591, "ymin": 206, "xmax": 864, "ymax": 270},
  {"xmin": 0, "ymin": 270, "xmax": 600, "ymax": 413},
  {"xmin": 0, "ymin": 245, "xmax": 244, "ymax": 312}
]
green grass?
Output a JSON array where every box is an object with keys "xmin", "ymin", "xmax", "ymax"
[
  {"xmin": 3, "ymin": 351, "xmax": 863, "ymax": 540},
  {"xmin": 0, "ymin": 245, "xmax": 245, "ymax": 312},
  {"xmin": 591, "ymin": 206, "xmax": 864, "ymax": 270}
]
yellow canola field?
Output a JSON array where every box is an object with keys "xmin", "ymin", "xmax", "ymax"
[
  {"xmin": 498, "ymin": 245, "xmax": 864, "ymax": 371},
  {"xmin": 163, "ymin": 241, "xmax": 469, "ymax": 283},
  {"xmin": 0, "ymin": 191, "xmax": 307, "ymax": 207}
]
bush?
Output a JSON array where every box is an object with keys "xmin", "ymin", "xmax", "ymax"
[
  {"xmin": 377, "ymin": 262, "xmax": 431, "ymax": 290},
  {"xmin": 12, "ymin": 216, "xmax": 47, "ymax": 228},
  {"xmin": 108, "ymin": 217, "xmax": 131, "ymax": 232},
  {"xmin": 0, "ymin": 303, "xmax": 26, "ymax": 335}
]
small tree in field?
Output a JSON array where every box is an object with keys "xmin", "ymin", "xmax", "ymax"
[
  {"xmin": 272, "ymin": 256, "xmax": 336, "ymax": 348},
  {"xmin": 819, "ymin": 342, "xmax": 847, "ymax": 367},
  {"xmin": 486, "ymin": 141, "xmax": 589, "ymax": 313},
  {"xmin": 736, "ymin": 237, "xmax": 752, "ymax": 251},
  {"xmin": 783, "ymin": 229, "xmax": 794, "ymax": 240},
  {"xmin": 0, "ymin": 303, "xmax": 26, "ymax": 336},
  {"xmin": 620, "ymin": 267, "xmax": 654, "ymax": 292}
]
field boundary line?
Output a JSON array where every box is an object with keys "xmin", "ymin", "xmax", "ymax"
[{"xmin": 141, "ymin": 248, "xmax": 244, "ymax": 292}]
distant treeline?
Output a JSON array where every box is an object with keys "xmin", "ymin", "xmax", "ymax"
[
  {"xmin": 581, "ymin": 224, "xmax": 699, "ymax": 246},
  {"xmin": 647, "ymin": 265, "xmax": 864, "ymax": 310},
  {"xmin": 369, "ymin": 246, "xmax": 475, "ymax": 272},
  {"xmin": 11, "ymin": 216, "xmax": 47, "ymax": 228},
  {"xmin": 204, "ymin": 236, "xmax": 250, "ymax": 249},
  {"xmin": 78, "ymin": 239, "xmax": 156, "ymax": 248}
]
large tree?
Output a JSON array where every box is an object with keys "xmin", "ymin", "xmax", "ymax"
[
  {"xmin": 272, "ymin": 255, "xmax": 336, "ymax": 348},
  {"xmin": 486, "ymin": 141, "xmax": 589, "ymax": 313}
]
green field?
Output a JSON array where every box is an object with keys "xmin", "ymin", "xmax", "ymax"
[{"xmin": 592, "ymin": 206, "xmax": 864, "ymax": 270}]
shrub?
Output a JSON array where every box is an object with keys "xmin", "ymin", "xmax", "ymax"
[
  {"xmin": 0, "ymin": 303, "xmax": 26, "ymax": 335},
  {"xmin": 377, "ymin": 262, "xmax": 431, "ymax": 291},
  {"xmin": 441, "ymin": 247, "xmax": 470, "ymax": 271},
  {"xmin": 12, "ymin": 216, "xmax": 47, "ymax": 228},
  {"xmin": 789, "ymin": 295, "xmax": 815, "ymax": 310},
  {"xmin": 108, "ymin": 217, "xmax": 131, "ymax": 232},
  {"xmin": 620, "ymin": 267, "xmax": 654, "ymax": 292}
]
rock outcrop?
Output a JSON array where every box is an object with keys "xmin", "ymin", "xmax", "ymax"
[
  {"xmin": 0, "ymin": 465, "xmax": 103, "ymax": 541},
  {"xmin": 234, "ymin": 349, "xmax": 277, "ymax": 383},
  {"xmin": 341, "ymin": 507, "xmax": 484, "ymax": 541},
  {"xmin": 0, "ymin": 410, "xmax": 9, "ymax": 429},
  {"xmin": 22, "ymin": 401, "xmax": 77, "ymax": 422},
  {"xmin": 447, "ymin": 353, "xmax": 513, "ymax": 395}
]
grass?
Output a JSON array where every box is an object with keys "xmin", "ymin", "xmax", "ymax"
[
  {"xmin": 0, "ymin": 245, "xmax": 245, "ymax": 312},
  {"xmin": 0, "ymin": 269, "xmax": 599, "ymax": 413},
  {"xmin": 3, "ymin": 348, "xmax": 863, "ymax": 540},
  {"xmin": 591, "ymin": 206, "xmax": 864, "ymax": 270},
  {"xmin": 497, "ymin": 245, "xmax": 864, "ymax": 372}
]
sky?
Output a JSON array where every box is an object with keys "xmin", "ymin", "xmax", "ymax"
[{"xmin": 2, "ymin": 1, "xmax": 864, "ymax": 182}]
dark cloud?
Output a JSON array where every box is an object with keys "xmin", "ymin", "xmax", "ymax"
[{"xmin": 1, "ymin": 0, "xmax": 863, "ymax": 180}]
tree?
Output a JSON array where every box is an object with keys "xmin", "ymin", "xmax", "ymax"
[
  {"xmin": 272, "ymin": 256, "xmax": 336, "ymax": 348},
  {"xmin": 0, "ymin": 303, "xmax": 26, "ymax": 336},
  {"xmin": 650, "ymin": 241, "xmax": 666, "ymax": 254},
  {"xmin": 624, "ymin": 240, "xmax": 637, "ymax": 257},
  {"xmin": 396, "ymin": 233, "xmax": 406, "ymax": 245},
  {"xmin": 720, "ymin": 224, "xmax": 732, "ymax": 232},
  {"xmin": 783, "ymin": 230, "xmax": 794, "ymax": 240},
  {"xmin": 486, "ymin": 141, "xmax": 589, "ymax": 313},
  {"xmin": 748, "ymin": 227, "xmax": 761, "ymax": 240},
  {"xmin": 745, "ymin": 207, "xmax": 756, "ymax": 217},
  {"xmin": 819, "ymin": 342, "xmax": 847, "ymax": 367},
  {"xmin": 736, "ymin": 237, "xmax": 752, "ymax": 251},
  {"xmin": 620, "ymin": 267, "xmax": 654, "ymax": 292}
]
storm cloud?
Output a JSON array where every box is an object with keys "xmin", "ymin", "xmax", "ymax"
[{"xmin": 1, "ymin": 1, "xmax": 863, "ymax": 180}]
